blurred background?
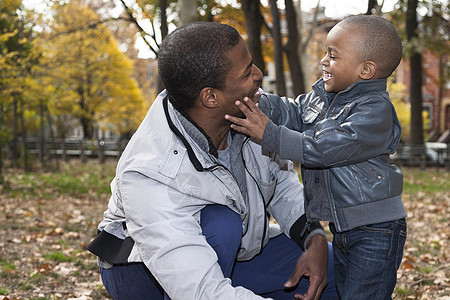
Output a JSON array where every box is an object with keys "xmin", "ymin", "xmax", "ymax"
[{"xmin": 0, "ymin": 0, "xmax": 449, "ymax": 174}]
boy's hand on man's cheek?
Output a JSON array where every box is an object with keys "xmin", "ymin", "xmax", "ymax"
[{"xmin": 224, "ymin": 97, "xmax": 269, "ymax": 142}]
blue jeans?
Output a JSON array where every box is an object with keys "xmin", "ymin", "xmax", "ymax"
[
  {"xmin": 329, "ymin": 219, "xmax": 407, "ymax": 300},
  {"xmin": 100, "ymin": 205, "xmax": 338, "ymax": 299}
]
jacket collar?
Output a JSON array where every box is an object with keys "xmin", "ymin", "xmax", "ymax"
[
  {"xmin": 163, "ymin": 95, "xmax": 246, "ymax": 172},
  {"xmin": 313, "ymin": 78, "xmax": 387, "ymax": 102}
]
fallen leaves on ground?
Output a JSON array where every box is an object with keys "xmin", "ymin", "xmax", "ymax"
[{"xmin": 0, "ymin": 162, "xmax": 449, "ymax": 299}]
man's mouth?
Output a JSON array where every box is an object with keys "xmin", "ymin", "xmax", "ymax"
[
  {"xmin": 323, "ymin": 70, "xmax": 332, "ymax": 82},
  {"xmin": 251, "ymin": 85, "xmax": 262, "ymax": 102},
  {"xmin": 254, "ymin": 88, "xmax": 261, "ymax": 98}
]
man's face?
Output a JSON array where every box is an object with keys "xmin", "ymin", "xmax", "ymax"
[
  {"xmin": 321, "ymin": 25, "xmax": 365, "ymax": 93},
  {"xmin": 216, "ymin": 38, "xmax": 263, "ymax": 117}
]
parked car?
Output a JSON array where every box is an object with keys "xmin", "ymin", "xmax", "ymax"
[{"xmin": 390, "ymin": 144, "xmax": 446, "ymax": 166}]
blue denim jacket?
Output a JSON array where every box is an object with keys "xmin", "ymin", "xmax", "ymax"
[{"xmin": 259, "ymin": 78, "xmax": 407, "ymax": 232}]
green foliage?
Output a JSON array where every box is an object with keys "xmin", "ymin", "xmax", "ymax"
[
  {"xmin": 43, "ymin": 251, "xmax": 74, "ymax": 263},
  {"xmin": 0, "ymin": 287, "xmax": 10, "ymax": 295}
]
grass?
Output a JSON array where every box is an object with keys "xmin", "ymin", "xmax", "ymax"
[
  {"xmin": 43, "ymin": 251, "xmax": 74, "ymax": 263},
  {"xmin": 0, "ymin": 287, "xmax": 10, "ymax": 295},
  {"xmin": 0, "ymin": 160, "xmax": 448, "ymax": 299},
  {"xmin": 2, "ymin": 160, "xmax": 115, "ymax": 198},
  {"xmin": 402, "ymin": 169, "xmax": 449, "ymax": 194}
]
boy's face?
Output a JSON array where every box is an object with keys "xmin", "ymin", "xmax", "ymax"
[{"xmin": 321, "ymin": 24, "xmax": 365, "ymax": 93}]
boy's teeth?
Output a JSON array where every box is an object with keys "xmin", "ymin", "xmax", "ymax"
[{"xmin": 323, "ymin": 71, "xmax": 332, "ymax": 79}]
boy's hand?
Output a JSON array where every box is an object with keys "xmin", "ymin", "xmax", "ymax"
[{"xmin": 225, "ymin": 97, "xmax": 269, "ymax": 141}]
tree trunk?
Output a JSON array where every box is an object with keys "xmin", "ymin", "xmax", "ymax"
[
  {"xmin": 160, "ymin": 0, "xmax": 168, "ymax": 39},
  {"xmin": 81, "ymin": 116, "xmax": 94, "ymax": 140},
  {"xmin": 284, "ymin": 0, "xmax": 305, "ymax": 95},
  {"xmin": 436, "ymin": 54, "xmax": 445, "ymax": 135},
  {"xmin": 0, "ymin": 103, "xmax": 5, "ymax": 186},
  {"xmin": 178, "ymin": 0, "xmax": 198, "ymax": 25},
  {"xmin": 406, "ymin": 0, "xmax": 423, "ymax": 145},
  {"xmin": 39, "ymin": 99, "xmax": 46, "ymax": 166},
  {"xmin": 366, "ymin": 0, "xmax": 377, "ymax": 14},
  {"xmin": 19, "ymin": 96, "xmax": 29, "ymax": 171},
  {"xmin": 269, "ymin": 0, "xmax": 286, "ymax": 96},
  {"xmin": 12, "ymin": 93, "xmax": 19, "ymax": 168},
  {"xmin": 298, "ymin": 0, "xmax": 321, "ymax": 91},
  {"xmin": 157, "ymin": 0, "xmax": 169, "ymax": 93},
  {"xmin": 241, "ymin": 0, "xmax": 266, "ymax": 74}
]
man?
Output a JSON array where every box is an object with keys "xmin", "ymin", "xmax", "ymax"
[{"xmin": 87, "ymin": 22, "xmax": 337, "ymax": 300}]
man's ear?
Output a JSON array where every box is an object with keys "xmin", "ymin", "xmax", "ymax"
[
  {"xmin": 199, "ymin": 87, "xmax": 218, "ymax": 108},
  {"xmin": 360, "ymin": 61, "xmax": 377, "ymax": 80}
]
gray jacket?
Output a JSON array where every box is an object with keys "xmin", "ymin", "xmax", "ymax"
[
  {"xmin": 88, "ymin": 90, "xmax": 323, "ymax": 300},
  {"xmin": 260, "ymin": 78, "xmax": 407, "ymax": 232}
]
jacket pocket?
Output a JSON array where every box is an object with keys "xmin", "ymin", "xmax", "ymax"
[
  {"xmin": 258, "ymin": 175, "xmax": 277, "ymax": 204},
  {"xmin": 301, "ymin": 103, "xmax": 323, "ymax": 124},
  {"xmin": 350, "ymin": 161, "xmax": 383, "ymax": 188}
]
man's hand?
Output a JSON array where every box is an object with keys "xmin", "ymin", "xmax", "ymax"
[
  {"xmin": 285, "ymin": 235, "xmax": 328, "ymax": 300},
  {"xmin": 224, "ymin": 97, "xmax": 269, "ymax": 141}
]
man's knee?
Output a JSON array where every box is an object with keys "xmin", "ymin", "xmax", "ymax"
[
  {"xmin": 201, "ymin": 204, "xmax": 242, "ymax": 246},
  {"xmin": 200, "ymin": 204, "xmax": 242, "ymax": 276}
]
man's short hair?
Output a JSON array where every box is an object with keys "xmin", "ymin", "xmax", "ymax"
[
  {"xmin": 158, "ymin": 22, "xmax": 241, "ymax": 111},
  {"xmin": 338, "ymin": 15, "xmax": 403, "ymax": 78}
]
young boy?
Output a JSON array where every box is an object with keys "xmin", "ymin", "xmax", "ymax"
[{"xmin": 225, "ymin": 15, "xmax": 407, "ymax": 300}]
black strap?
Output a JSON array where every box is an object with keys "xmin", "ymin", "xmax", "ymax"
[
  {"xmin": 86, "ymin": 230, "xmax": 134, "ymax": 265},
  {"xmin": 289, "ymin": 215, "xmax": 323, "ymax": 251}
]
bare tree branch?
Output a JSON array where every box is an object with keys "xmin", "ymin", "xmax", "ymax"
[
  {"xmin": 301, "ymin": 0, "xmax": 320, "ymax": 52},
  {"xmin": 118, "ymin": 0, "xmax": 159, "ymax": 57}
]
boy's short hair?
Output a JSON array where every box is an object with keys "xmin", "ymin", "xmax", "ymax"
[
  {"xmin": 338, "ymin": 15, "xmax": 402, "ymax": 78},
  {"xmin": 158, "ymin": 22, "xmax": 241, "ymax": 111}
]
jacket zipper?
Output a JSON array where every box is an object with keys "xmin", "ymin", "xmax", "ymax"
[
  {"xmin": 313, "ymin": 88, "xmax": 341, "ymax": 230},
  {"xmin": 240, "ymin": 137, "xmax": 268, "ymax": 255}
]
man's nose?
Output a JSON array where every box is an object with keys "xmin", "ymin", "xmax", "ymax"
[{"xmin": 253, "ymin": 64, "xmax": 263, "ymax": 81}]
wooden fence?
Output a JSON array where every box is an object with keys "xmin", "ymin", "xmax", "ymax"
[
  {"xmin": 23, "ymin": 138, "xmax": 128, "ymax": 163},
  {"xmin": 20, "ymin": 139, "xmax": 450, "ymax": 169}
]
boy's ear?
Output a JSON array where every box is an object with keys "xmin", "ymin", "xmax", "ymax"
[
  {"xmin": 360, "ymin": 61, "xmax": 377, "ymax": 80},
  {"xmin": 199, "ymin": 87, "xmax": 218, "ymax": 108}
]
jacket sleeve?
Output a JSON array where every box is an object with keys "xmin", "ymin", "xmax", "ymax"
[
  {"xmin": 263, "ymin": 95, "xmax": 401, "ymax": 168},
  {"xmin": 258, "ymin": 92, "xmax": 304, "ymax": 132},
  {"xmin": 265, "ymin": 155, "xmax": 325, "ymax": 250},
  {"xmin": 119, "ymin": 171, "xmax": 268, "ymax": 300}
]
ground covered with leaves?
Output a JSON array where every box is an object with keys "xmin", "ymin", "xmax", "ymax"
[{"xmin": 0, "ymin": 160, "xmax": 448, "ymax": 299}]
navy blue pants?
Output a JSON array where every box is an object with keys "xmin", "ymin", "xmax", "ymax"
[{"xmin": 100, "ymin": 205, "xmax": 338, "ymax": 299}]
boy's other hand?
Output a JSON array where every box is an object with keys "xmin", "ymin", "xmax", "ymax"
[{"xmin": 225, "ymin": 97, "xmax": 269, "ymax": 141}]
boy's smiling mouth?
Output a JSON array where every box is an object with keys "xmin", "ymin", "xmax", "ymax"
[{"xmin": 323, "ymin": 70, "xmax": 333, "ymax": 81}]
